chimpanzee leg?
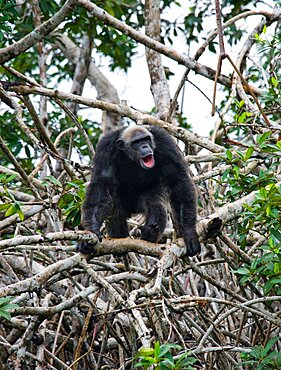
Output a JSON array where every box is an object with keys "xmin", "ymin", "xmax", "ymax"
[
  {"xmin": 139, "ymin": 188, "xmax": 168, "ymax": 243},
  {"xmin": 106, "ymin": 204, "xmax": 129, "ymax": 238},
  {"xmin": 170, "ymin": 179, "xmax": 201, "ymax": 257}
]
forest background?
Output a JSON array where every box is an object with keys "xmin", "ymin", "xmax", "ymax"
[{"xmin": 0, "ymin": 0, "xmax": 280, "ymax": 369}]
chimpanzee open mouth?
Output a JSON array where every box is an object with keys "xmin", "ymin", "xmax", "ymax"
[{"xmin": 141, "ymin": 154, "xmax": 155, "ymax": 169}]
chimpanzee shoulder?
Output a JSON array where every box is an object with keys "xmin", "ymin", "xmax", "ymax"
[
  {"xmin": 92, "ymin": 130, "xmax": 120, "ymax": 178},
  {"xmin": 148, "ymin": 126, "xmax": 183, "ymax": 159}
]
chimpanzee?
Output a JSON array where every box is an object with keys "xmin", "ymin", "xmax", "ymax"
[{"xmin": 77, "ymin": 125, "xmax": 200, "ymax": 257}]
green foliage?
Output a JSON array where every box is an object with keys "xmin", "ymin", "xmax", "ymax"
[
  {"xmin": 236, "ymin": 183, "xmax": 281, "ymax": 294},
  {"xmin": 254, "ymin": 27, "xmax": 281, "ymax": 108},
  {"xmin": 262, "ymin": 74, "xmax": 281, "ymax": 108},
  {"xmin": 219, "ymin": 123, "xmax": 281, "ymax": 296},
  {"xmin": 218, "ymin": 128, "xmax": 281, "ymax": 202},
  {"xmin": 183, "ymin": 5, "xmax": 205, "ymax": 44},
  {"xmin": 254, "ymin": 25, "xmax": 281, "ymax": 60},
  {"xmin": 0, "ymin": 110, "xmax": 34, "ymax": 172},
  {"xmin": 1, "ymin": 0, "xmax": 140, "ymax": 77},
  {"xmin": 0, "ymin": 200, "xmax": 24, "ymax": 221},
  {"xmin": 57, "ymin": 179, "xmax": 86, "ymax": 227},
  {"xmin": 0, "ymin": 111, "xmax": 24, "ymax": 156},
  {"xmin": 0, "ymin": 297, "xmax": 19, "ymax": 321},
  {"xmin": 66, "ymin": 1, "xmax": 141, "ymax": 72},
  {"xmin": 238, "ymin": 337, "xmax": 281, "ymax": 370},
  {"xmin": 177, "ymin": 114, "xmax": 192, "ymax": 130},
  {"xmin": 42, "ymin": 175, "xmax": 63, "ymax": 188},
  {"xmin": 0, "ymin": 0, "xmax": 18, "ymax": 42},
  {"xmin": 134, "ymin": 341, "xmax": 197, "ymax": 370},
  {"xmin": 0, "ymin": 175, "xmax": 25, "ymax": 221},
  {"xmin": 234, "ymin": 100, "xmax": 253, "ymax": 124},
  {"xmin": 97, "ymin": 28, "xmax": 137, "ymax": 71},
  {"xmin": 180, "ymin": 0, "xmax": 266, "ymax": 48},
  {"xmin": 39, "ymin": 0, "xmax": 59, "ymax": 17},
  {"xmin": 0, "ymin": 173, "xmax": 18, "ymax": 186},
  {"xmin": 42, "ymin": 177, "xmax": 86, "ymax": 228}
]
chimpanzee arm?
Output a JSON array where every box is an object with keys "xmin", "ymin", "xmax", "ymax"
[
  {"xmin": 169, "ymin": 173, "xmax": 201, "ymax": 257},
  {"xmin": 77, "ymin": 178, "xmax": 116, "ymax": 254},
  {"xmin": 81, "ymin": 180, "xmax": 114, "ymax": 236},
  {"xmin": 77, "ymin": 131, "xmax": 119, "ymax": 254}
]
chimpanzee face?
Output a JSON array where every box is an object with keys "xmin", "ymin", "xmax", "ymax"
[{"xmin": 116, "ymin": 127, "xmax": 156, "ymax": 170}]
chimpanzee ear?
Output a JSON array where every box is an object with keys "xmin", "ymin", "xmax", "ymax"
[{"xmin": 116, "ymin": 138, "xmax": 125, "ymax": 150}]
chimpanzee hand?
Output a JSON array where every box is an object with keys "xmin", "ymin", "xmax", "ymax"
[{"xmin": 182, "ymin": 228, "xmax": 201, "ymax": 257}]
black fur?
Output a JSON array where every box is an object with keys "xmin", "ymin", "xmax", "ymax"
[{"xmin": 77, "ymin": 126, "xmax": 201, "ymax": 257}]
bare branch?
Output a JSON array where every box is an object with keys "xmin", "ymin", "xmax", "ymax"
[
  {"xmin": 9, "ymin": 84, "xmax": 225, "ymax": 153},
  {"xmin": 144, "ymin": 0, "xmax": 171, "ymax": 120}
]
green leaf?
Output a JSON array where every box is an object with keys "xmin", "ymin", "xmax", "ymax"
[
  {"xmin": 0, "ymin": 297, "xmax": 15, "ymax": 306},
  {"xmin": 160, "ymin": 360, "xmax": 174, "ymax": 370},
  {"xmin": 263, "ymin": 280, "xmax": 275, "ymax": 294},
  {"xmin": 0, "ymin": 297, "xmax": 19, "ymax": 321},
  {"xmin": 225, "ymin": 149, "xmax": 233, "ymax": 161},
  {"xmin": 245, "ymin": 147, "xmax": 254, "ymax": 161},
  {"xmin": 0, "ymin": 203, "xmax": 10, "ymax": 211},
  {"xmin": 0, "ymin": 310, "xmax": 11, "ymax": 321},
  {"xmin": 240, "ymin": 276, "xmax": 251, "ymax": 285},
  {"xmin": 17, "ymin": 209, "xmax": 24, "ymax": 221},
  {"xmin": 238, "ymin": 99, "xmax": 245, "ymax": 108},
  {"xmin": 14, "ymin": 203, "xmax": 24, "ymax": 221},
  {"xmin": 236, "ymin": 151, "xmax": 244, "ymax": 160},
  {"xmin": 221, "ymin": 168, "xmax": 230, "ymax": 182},
  {"xmin": 257, "ymin": 131, "xmax": 271, "ymax": 145},
  {"xmin": 133, "ymin": 362, "xmax": 144, "ymax": 368},
  {"xmin": 159, "ymin": 343, "xmax": 181, "ymax": 358},
  {"xmin": 176, "ymin": 352, "xmax": 197, "ymax": 367},
  {"xmin": 262, "ymin": 337, "xmax": 279, "ymax": 356},
  {"xmin": 0, "ymin": 303, "xmax": 18, "ymax": 311},
  {"xmin": 5, "ymin": 204, "xmax": 17, "ymax": 217},
  {"xmin": 271, "ymin": 76, "xmax": 278, "ymax": 88},
  {"xmin": 134, "ymin": 360, "xmax": 152, "ymax": 369},
  {"xmin": 0, "ymin": 173, "xmax": 17, "ymax": 184},
  {"xmin": 66, "ymin": 180, "xmax": 84, "ymax": 189},
  {"xmin": 42, "ymin": 176, "xmax": 62, "ymax": 188},
  {"xmin": 236, "ymin": 268, "xmax": 250, "ymax": 275},
  {"xmin": 154, "ymin": 341, "xmax": 161, "ymax": 359},
  {"xmin": 266, "ymin": 204, "xmax": 271, "ymax": 216},
  {"xmin": 6, "ymin": 189, "xmax": 16, "ymax": 202},
  {"xmin": 137, "ymin": 347, "xmax": 154, "ymax": 357},
  {"xmin": 238, "ymin": 112, "xmax": 247, "ymax": 123},
  {"xmin": 270, "ymin": 229, "xmax": 281, "ymax": 242},
  {"xmin": 58, "ymin": 194, "xmax": 74, "ymax": 208},
  {"xmin": 233, "ymin": 165, "xmax": 240, "ymax": 180},
  {"xmin": 259, "ymin": 187, "xmax": 267, "ymax": 199},
  {"xmin": 269, "ymin": 277, "xmax": 281, "ymax": 284},
  {"xmin": 141, "ymin": 356, "xmax": 156, "ymax": 364},
  {"xmin": 77, "ymin": 189, "xmax": 85, "ymax": 200}
]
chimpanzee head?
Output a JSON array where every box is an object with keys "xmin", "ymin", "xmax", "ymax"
[{"xmin": 116, "ymin": 126, "xmax": 156, "ymax": 170}]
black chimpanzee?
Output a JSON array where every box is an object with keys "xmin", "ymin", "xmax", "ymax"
[{"xmin": 77, "ymin": 125, "xmax": 201, "ymax": 257}]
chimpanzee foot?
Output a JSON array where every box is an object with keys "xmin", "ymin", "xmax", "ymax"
[
  {"xmin": 140, "ymin": 223, "xmax": 161, "ymax": 243},
  {"xmin": 76, "ymin": 230, "xmax": 101, "ymax": 254}
]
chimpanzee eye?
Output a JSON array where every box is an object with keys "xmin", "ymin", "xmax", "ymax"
[
  {"xmin": 131, "ymin": 140, "xmax": 140, "ymax": 148},
  {"xmin": 132, "ymin": 136, "xmax": 151, "ymax": 146}
]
